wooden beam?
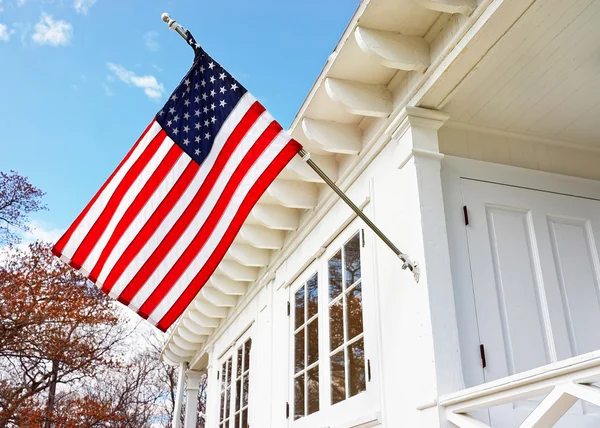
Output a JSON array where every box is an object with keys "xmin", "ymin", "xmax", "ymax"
[
  {"xmin": 208, "ymin": 275, "xmax": 247, "ymax": 296},
  {"xmin": 168, "ymin": 342, "xmax": 196, "ymax": 358},
  {"xmin": 250, "ymin": 204, "xmax": 299, "ymax": 231},
  {"xmin": 163, "ymin": 348, "xmax": 186, "ymax": 365},
  {"xmin": 188, "ymin": 308, "xmax": 221, "ymax": 328},
  {"xmin": 416, "ymin": 0, "xmax": 476, "ymax": 16},
  {"xmin": 325, "ymin": 77, "xmax": 392, "ymax": 118},
  {"xmin": 180, "ymin": 319, "xmax": 214, "ymax": 337},
  {"xmin": 262, "ymin": 179, "xmax": 317, "ymax": 209},
  {"xmin": 238, "ymin": 224, "xmax": 285, "ymax": 250},
  {"xmin": 281, "ymin": 154, "xmax": 338, "ymax": 183},
  {"xmin": 194, "ymin": 298, "xmax": 228, "ymax": 319},
  {"xmin": 301, "ymin": 118, "xmax": 362, "ymax": 155},
  {"xmin": 355, "ymin": 26, "xmax": 430, "ymax": 72},
  {"xmin": 519, "ymin": 384, "xmax": 578, "ymax": 428},
  {"xmin": 218, "ymin": 260, "xmax": 258, "ymax": 282},
  {"xmin": 201, "ymin": 285, "xmax": 238, "ymax": 307},
  {"xmin": 446, "ymin": 413, "xmax": 490, "ymax": 428},
  {"xmin": 563, "ymin": 383, "xmax": 600, "ymax": 407},
  {"xmin": 173, "ymin": 334, "xmax": 202, "ymax": 351},
  {"xmin": 227, "ymin": 243, "xmax": 271, "ymax": 267}
]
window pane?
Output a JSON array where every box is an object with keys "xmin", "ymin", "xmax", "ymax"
[
  {"xmin": 307, "ymin": 365, "xmax": 319, "ymax": 416},
  {"xmin": 226, "ymin": 388, "xmax": 231, "ymax": 418},
  {"xmin": 328, "ymin": 250, "xmax": 343, "ymax": 301},
  {"xmin": 242, "ymin": 373, "xmax": 249, "ymax": 407},
  {"xmin": 220, "ymin": 392, "xmax": 225, "ymax": 422},
  {"xmin": 344, "ymin": 233, "xmax": 361, "ymax": 286},
  {"xmin": 241, "ymin": 408, "xmax": 248, "ymax": 428},
  {"xmin": 234, "ymin": 413, "xmax": 239, "ymax": 428},
  {"xmin": 244, "ymin": 339, "xmax": 252, "ymax": 371},
  {"xmin": 226, "ymin": 357, "xmax": 232, "ymax": 388},
  {"xmin": 307, "ymin": 319, "xmax": 319, "ymax": 366},
  {"xmin": 237, "ymin": 347, "xmax": 243, "ymax": 377},
  {"xmin": 346, "ymin": 282, "xmax": 363, "ymax": 341},
  {"xmin": 294, "ymin": 374, "xmax": 305, "ymax": 420},
  {"xmin": 235, "ymin": 378, "xmax": 241, "ymax": 411},
  {"xmin": 330, "ymin": 349, "xmax": 346, "ymax": 405},
  {"xmin": 329, "ymin": 299, "xmax": 344, "ymax": 351},
  {"xmin": 295, "ymin": 329, "xmax": 305, "ymax": 373},
  {"xmin": 221, "ymin": 362, "xmax": 227, "ymax": 390},
  {"xmin": 295, "ymin": 285, "xmax": 305, "ymax": 330},
  {"xmin": 307, "ymin": 274, "xmax": 318, "ymax": 319},
  {"xmin": 348, "ymin": 338, "xmax": 366, "ymax": 398}
]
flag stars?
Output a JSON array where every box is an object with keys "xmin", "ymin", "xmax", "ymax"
[
  {"xmin": 204, "ymin": 119, "xmax": 210, "ymax": 127},
  {"xmin": 209, "ymin": 76, "xmax": 216, "ymax": 84},
  {"xmin": 201, "ymin": 80, "xmax": 206, "ymax": 87},
  {"xmin": 158, "ymin": 110, "xmax": 164, "ymax": 116},
  {"xmin": 194, "ymin": 109, "xmax": 201, "ymax": 117},
  {"xmin": 219, "ymin": 72, "xmax": 226, "ymax": 80},
  {"xmin": 208, "ymin": 62, "xmax": 215, "ymax": 70},
  {"xmin": 184, "ymin": 99, "xmax": 190, "ymax": 107},
  {"xmin": 167, "ymin": 120, "xmax": 173, "ymax": 127},
  {"xmin": 195, "ymin": 136, "xmax": 201, "ymax": 143},
  {"xmin": 220, "ymin": 86, "xmax": 227, "ymax": 94},
  {"xmin": 194, "ymin": 96, "xmax": 200, "ymax": 103},
  {"xmin": 184, "ymin": 112, "xmax": 190, "ymax": 120},
  {"xmin": 169, "ymin": 107, "xmax": 176, "ymax": 115},
  {"xmin": 205, "ymin": 132, "xmax": 211, "ymax": 139},
  {"xmin": 231, "ymin": 83, "xmax": 238, "ymax": 91},
  {"xmin": 183, "ymin": 138, "xmax": 190, "ymax": 145},
  {"xmin": 194, "ymin": 123, "xmax": 201, "ymax": 130},
  {"xmin": 194, "ymin": 83, "xmax": 200, "ymax": 90},
  {"xmin": 220, "ymin": 100, "xmax": 227, "ymax": 108},
  {"xmin": 173, "ymin": 115, "xmax": 179, "ymax": 123},
  {"xmin": 202, "ymin": 93, "xmax": 208, "ymax": 100},
  {"xmin": 183, "ymin": 125, "xmax": 190, "ymax": 133},
  {"xmin": 184, "ymin": 78, "xmax": 190, "ymax": 86},
  {"xmin": 195, "ymin": 148, "xmax": 201, "ymax": 155},
  {"xmin": 173, "ymin": 128, "xmax": 179, "ymax": 135},
  {"xmin": 203, "ymin": 106, "xmax": 209, "ymax": 114},
  {"xmin": 210, "ymin": 103, "xmax": 216, "ymax": 111},
  {"xmin": 211, "ymin": 116, "xmax": 217, "ymax": 124},
  {"xmin": 199, "ymin": 65, "xmax": 205, "ymax": 73},
  {"xmin": 171, "ymin": 93, "xmax": 178, "ymax": 102}
]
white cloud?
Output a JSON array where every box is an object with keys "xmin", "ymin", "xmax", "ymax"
[
  {"xmin": 107, "ymin": 62, "xmax": 164, "ymax": 100},
  {"xmin": 74, "ymin": 0, "xmax": 96, "ymax": 15},
  {"xmin": 32, "ymin": 14, "xmax": 72, "ymax": 46},
  {"xmin": 0, "ymin": 23, "xmax": 12, "ymax": 41},
  {"xmin": 143, "ymin": 30, "xmax": 159, "ymax": 52},
  {"xmin": 102, "ymin": 83, "xmax": 114, "ymax": 96},
  {"xmin": 19, "ymin": 220, "xmax": 65, "ymax": 247}
]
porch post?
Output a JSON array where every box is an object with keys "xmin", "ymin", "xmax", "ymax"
[
  {"xmin": 172, "ymin": 362, "xmax": 186, "ymax": 428},
  {"xmin": 184, "ymin": 369, "xmax": 204, "ymax": 427},
  {"xmin": 392, "ymin": 106, "xmax": 463, "ymax": 401}
]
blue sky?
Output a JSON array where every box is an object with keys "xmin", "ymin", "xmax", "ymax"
[{"xmin": 0, "ymin": 0, "xmax": 359, "ymax": 240}]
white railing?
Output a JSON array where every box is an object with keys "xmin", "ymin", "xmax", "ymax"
[{"xmin": 439, "ymin": 350, "xmax": 600, "ymax": 427}]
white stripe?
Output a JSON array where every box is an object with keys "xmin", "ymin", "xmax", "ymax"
[
  {"xmin": 81, "ymin": 138, "xmax": 183, "ymax": 275},
  {"xmin": 147, "ymin": 132, "xmax": 291, "ymax": 323},
  {"xmin": 95, "ymin": 144, "xmax": 192, "ymax": 285},
  {"xmin": 103, "ymin": 93, "xmax": 256, "ymax": 294},
  {"xmin": 125, "ymin": 111, "xmax": 274, "ymax": 308},
  {"xmin": 61, "ymin": 121, "xmax": 162, "ymax": 258}
]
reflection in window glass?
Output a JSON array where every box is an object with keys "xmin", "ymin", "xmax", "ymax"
[
  {"xmin": 222, "ymin": 338, "xmax": 251, "ymax": 428},
  {"xmin": 293, "ymin": 273, "xmax": 319, "ymax": 420},
  {"xmin": 328, "ymin": 232, "xmax": 366, "ymax": 406}
]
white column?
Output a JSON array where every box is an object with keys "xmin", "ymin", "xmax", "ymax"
[
  {"xmin": 391, "ymin": 107, "xmax": 463, "ymax": 422},
  {"xmin": 184, "ymin": 370, "xmax": 204, "ymax": 428},
  {"xmin": 172, "ymin": 362, "xmax": 186, "ymax": 428},
  {"xmin": 203, "ymin": 347, "xmax": 217, "ymax": 428}
]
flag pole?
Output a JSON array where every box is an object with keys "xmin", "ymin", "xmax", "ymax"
[
  {"xmin": 160, "ymin": 13, "xmax": 420, "ymax": 282},
  {"xmin": 298, "ymin": 149, "xmax": 419, "ymax": 282}
]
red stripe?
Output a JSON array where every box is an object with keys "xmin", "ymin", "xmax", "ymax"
[
  {"xmin": 88, "ymin": 144, "xmax": 184, "ymax": 283},
  {"xmin": 68, "ymin": 130, "xmax": 168, "ymax": 270},
  {"xmin": 155, "ymin": 140, "xmax": 302, "ymax": 331},
  {"xmin": 136, "ymin": 121, "xmax": 283, "ymax": 317},
  {"xmin": 52, "ymin": 120, "xmax": 156, "ymax": 258},
  {"xmin": 102, "ymin": 102, "xmax": 266, "ymax": 294}
]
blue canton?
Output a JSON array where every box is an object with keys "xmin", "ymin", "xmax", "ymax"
[{"xmin": 156, "ymin": 31, "xmax": 248, "ymax": 165}]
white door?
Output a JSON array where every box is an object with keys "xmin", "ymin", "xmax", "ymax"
[{"xmin": 462, "ymin": 178, "xmax": 600, "ymax": 427}]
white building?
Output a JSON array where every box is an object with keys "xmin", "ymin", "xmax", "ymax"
[{"xmin": 162, "ymin": 0, "xmax": 600, "ymax": 426}]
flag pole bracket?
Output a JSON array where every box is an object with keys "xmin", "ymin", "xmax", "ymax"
[{"xmin": 161, "ymin": 13, "xmax": 194, "ymax": 49}]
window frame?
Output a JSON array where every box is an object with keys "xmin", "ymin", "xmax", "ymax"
[
  {"xmin": 288, "ymin": 218, "xmax": 380, "ymax": 427},
  {"xmin": 218, "ymin": 329, "xmax": 253, "ymax": 428}
]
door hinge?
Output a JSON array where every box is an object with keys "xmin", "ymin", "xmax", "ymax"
[
  {"xmin": 361, "ymin": 229, "xmax": 365, "ymax": 247},
  {"xmin": 480, "ymin": 344, "xmax": 487, "ymax": 369},
  {"xmin": 463, "ymin": 205, "xmax": 469, "ymax": 226},
  {"xmin": 367, "ymin": 359, "xmax": 372, "ymax": 382},
  {"xmin": 287, "ymin": 301, "xmax": 290, "ymax": 316},
  {"xmin": 285, "ymin": 402, "xmax": 289, "ymax": 419}
]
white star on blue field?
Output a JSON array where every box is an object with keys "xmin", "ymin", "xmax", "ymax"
[{"xmin": 0, "ymin": 0, "xmax": 358, "ymax": 239}]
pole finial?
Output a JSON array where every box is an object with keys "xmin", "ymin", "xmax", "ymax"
[{"xmin": 161, "ymin": 12, "xmax": 171, "ymax": 23}]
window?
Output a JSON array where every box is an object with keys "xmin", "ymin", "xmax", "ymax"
[
  {"xmin": 327, "ymin": 232, "xmax": 366, "ymax": 404},
  {"xmin": 293, "ymin": 273, "xmax": 319, "ymax": 420},
  {"xmin": 220, "ymin": 337, "xmax": 252, "ymax": 428},
  {"xmin": 290, "ymin": 224, "xmax": 375, "ymax": 426}
]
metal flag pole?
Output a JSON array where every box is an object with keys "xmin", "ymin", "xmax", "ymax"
[{"xmin": 160, "ymin": 13, "xmax": 420, "ymax": 282}]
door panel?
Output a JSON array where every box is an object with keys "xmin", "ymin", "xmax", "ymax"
[{"xmin": 461, "ymin": 179, "xmax": 600, "ymax": 427}]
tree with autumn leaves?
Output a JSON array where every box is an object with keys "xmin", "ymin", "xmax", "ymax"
[{"xmin": 0, "ymin": 171, "xmax": 206, "ymax": 427}]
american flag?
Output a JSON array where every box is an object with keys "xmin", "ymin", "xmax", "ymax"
[{"xmin": 53, "ymin": 31, "xmax": 302, "ymax": 331}]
